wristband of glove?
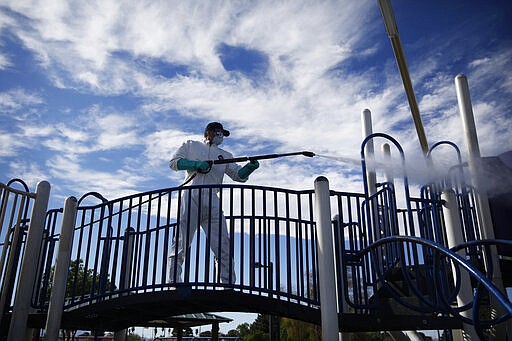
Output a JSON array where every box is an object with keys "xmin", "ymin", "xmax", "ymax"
[
  {"xmin": 177, "ymin": 159, "xmax": 210, "ymax": 172},
  {"xmin": 238, "ymin": 160, "xmax": 259, "ymax": 179}
]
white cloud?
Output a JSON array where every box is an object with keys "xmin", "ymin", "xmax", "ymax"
[
  {"xmin": 46, "ymin": 154, "xmax": 146, "ymax": 200},
  {"xmin": 94, "ymin": 112, "xmax": 140, "ymax": 149},
  {"xmin": 37, "ymin": 106, "xmax": 143, "ymax": 156},
  {"xmin": 230, "ymin": 1, "xmax": 373, "ymax": 87},
  {"xmin": 0, "ymin": 131, "xmax": 29, "ymax": 157},
  {"xmin": 0, "ymin": 88, "xmax": 45, "ymax": 114},
  {"xmin": 469, "ymin": 57, "xmax": 491, "ymax": 68},
  {"xmin": 1, "ymin": 0, "xmax": 510, "ymax": 200},
  {"xmin": 21, "ymin": 125, "xmax": 56, "ymax": 138},
  {"xmin": 55, "ymin": 124, "xmax": 87, "ymax": 141},
  {"xmin": 6, "ymin": 160, "xmax": 49, "ymax": 189},
  {"xmin": 144, "ymin": 129, "xmax": 202, "ymax": 166},
  {"xmin": 42, "ymin": 137, "xmax": 92, "ymax": 157},
  {"xmin": 472, "ymin": 102, "xmax": 512, "ymax": 156},
  {"xmin": 1, "ymin": 1, "xmax": 378, "ymax": 93},
  {"xmin": 0, "ymin": 11, "xmax": 15, "ymax": 69},
  {"xmin": 468, "ymin": 46, "xmax": 512, "ymax": 97},
  {"xmin": 0, "ymin": 53, "xmax": 12, "ymax": 69}
]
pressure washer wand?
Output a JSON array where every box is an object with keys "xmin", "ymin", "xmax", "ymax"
[
  {"xmin": 182, "ymin": 151, "xmax": 315, "ymax": 185},
  {"xmin": 211, "ymin": 151, "xmax": 315, "ymax": 165}
]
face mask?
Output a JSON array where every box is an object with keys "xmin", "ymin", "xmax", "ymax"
[{"xmin": 212, "ymin": 135, "xmax": 223, "ymax": 145}]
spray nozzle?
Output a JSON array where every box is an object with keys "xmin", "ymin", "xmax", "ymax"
[{"xmin": 302, "ymin": 151, "xmax": 315, "ymax": 157}]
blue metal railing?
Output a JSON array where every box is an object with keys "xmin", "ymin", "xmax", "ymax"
[
  {"xmin": 33, "ymin": 184, "xmax": 320, "ymax": 311},
  {"xmin": 358, "ymin": 236, "xmax": 512, "ymax": 339},
  {"xmin": 0, "ymin": 179, "xmax": 34, "ymax": 318},
  {"xmin": 333, "ymin": 183, "xmax": 449, "ymax": 314}
]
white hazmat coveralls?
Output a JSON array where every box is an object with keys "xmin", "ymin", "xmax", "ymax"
[{"xmin": 168, "ymin": 140, "xmax": 247, "ymax": 284}]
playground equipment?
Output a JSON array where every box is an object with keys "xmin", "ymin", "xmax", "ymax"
[{"xmin": 0, "ymin": 76, "xmax": 511, "ymax": 341}]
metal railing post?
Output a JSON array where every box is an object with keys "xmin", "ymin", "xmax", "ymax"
[
  {"xmin": 114, "ymin": 227, "xmax": 135, "ymax": 341},
  {"xmin": 455, "ymin": 74, "xmax": 497, "ymax": 243},
  {"xmin": 314, "ymin": 177, "xmax": 341, "ymax": 340},
  {"xmin": 442, "ymin": 189, "xmax": 478, "ymax": 340},
  {"xmin": 381, "ymin": 143, "xmax": 393, "ymax": 184},
  {"xmin": 0, "ymin": 194, "xmax": 28, "ymax": 329},
  {"xmin": 44, "ymin": 196, "xmax": 77, "ymax": 341},
  {"xmin": 8, "ymin": 181, "xmax": 50, "ymax": 341},
  {"xmin": 362, "ymin": 109, "xmax": 377, "ymax": 196}
]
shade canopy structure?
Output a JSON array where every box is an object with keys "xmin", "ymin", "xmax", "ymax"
[{"xmin": 145, "ymin": 312, "xmax": 232, "ymax": 329}]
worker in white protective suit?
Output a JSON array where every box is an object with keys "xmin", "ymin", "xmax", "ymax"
[{"xmin": 168, "ymin": 122, "xmax": 259, "ymax": 284}]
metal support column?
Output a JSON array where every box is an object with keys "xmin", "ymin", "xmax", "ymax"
[
  {"xmin": 114, "ymin": 227, "xmax": 136, "ymax": 341},
  {"xmin": 44, "ymin": 196, "xmax": 77, "ymax": 341},
  {"xmin": 8, "ymin": 181, "xmax": 51, "ymax": 341},
  {"xmin": 455, "ymin": 73, "xmax": 508, "ymax": 339},
  {"xmin": 382, "ymin": 143, "xmax": 394, "ymax": 184},
  {"xmin": 314, "ymin": 177, "xmax": 341, "ymax": 341},
  {"xmin": 442, "ymin": 189, "xmax": 478, "ymax": 340},
  {"xmin": 362, "ymin": 109, "xmax": 377, "ymax": 196}
]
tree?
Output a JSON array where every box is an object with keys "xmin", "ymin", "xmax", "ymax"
[
  {"xmin": 172, "ymin": 327, "xmax": 193, "ymax": 336},
  {"xmin": 227, "ymin": 329, "xmax": 239, "ymax": 337},
  {"xmin": 245, "ymin": 333, "xmax": 267, "ymax": 341},
  {"xmin": 280, "ymin": 317, "xmax": 320, "ymax": 341},
  {"xmin": 250, "ymin": 313, "xmax": 269, "ymax": 335},
  {"xmin": 234, "ymin": 322, "xmax": 251, "ymax": 337},
  {"xmin": 45, "ymin": 258, "xmax": 115, "ymax": 340},
  {"xmin": 234, "ymin": 313, "xmax": 318, "ymax": 340},
  {"xmin": 46, "ymin": 258, "xmax": 115, "ymax": 300}
]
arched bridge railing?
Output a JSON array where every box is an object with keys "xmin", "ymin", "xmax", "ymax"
[{"xmin": 33, "ymin": 184, "xmax": 323, "ymax": 313}]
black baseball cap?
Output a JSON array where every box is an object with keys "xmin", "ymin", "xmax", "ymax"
[{"xmin": 204, "ymin": 122, "xmax": 230, "ymax": 137}]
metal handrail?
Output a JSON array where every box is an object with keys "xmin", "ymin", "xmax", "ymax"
[
  {"xmin": 352, "ymin": 235, "xmax": 512, "ymax": 337},
  {"xmin": 33, "ymin": 184, "xmax": 320, "ymax": 311}
]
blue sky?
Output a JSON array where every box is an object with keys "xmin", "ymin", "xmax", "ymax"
[{"xmin": 1, "ymin": 0, "xmax": 512, "ymax": 332}]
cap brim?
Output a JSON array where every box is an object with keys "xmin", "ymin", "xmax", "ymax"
[{"xmin": 222, "ymin": 129, "xmax": 230, "ymax": 137}]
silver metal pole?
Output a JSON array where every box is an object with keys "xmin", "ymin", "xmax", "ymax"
[
  {"xmin": 362, "ymin": 109, "xmax": 377, "ymax": 196},
  {"xmin": 442, "ymin": 189, "xmax": 478, "ymax": 340},
  {"xmin": 44, "ymin": 196, "xmax": 77, "ymax": 341},
  {"xmin": 314, "ymin": 177, "xmax": 340, "ymax": 341},
  {"xmin": 381, "ymin": 143, "xmax": 394, "ymax": 184},
  {"xmin": 455, "ymin": 73, "xmax": 507, "ymax": 339},
  {"xmin": 8, "ymin": 181, "xmax": 51, "ymax": 341},
  {"xmin": 455, "ymin": 74, "xmax": 499, "ymax": 255},
  {"xmin": 455, "ymin": 73, "xmax": 497, "ymax": 231},
  {"xmin": 378, "ymin": 0, "xmax": 429, "ymax": 155},
  {"xmin": 380, "ymin": 143, "xmax": 395, "ymax": 183}
]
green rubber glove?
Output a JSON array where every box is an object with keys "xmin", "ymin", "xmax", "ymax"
[
  {"xmin": 238, "ymin": 160, "xmax": 259, "ymax": 179},
  {"xmin": 177, "ymin": 158, "xmax": 210, "ymax": 172}
]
